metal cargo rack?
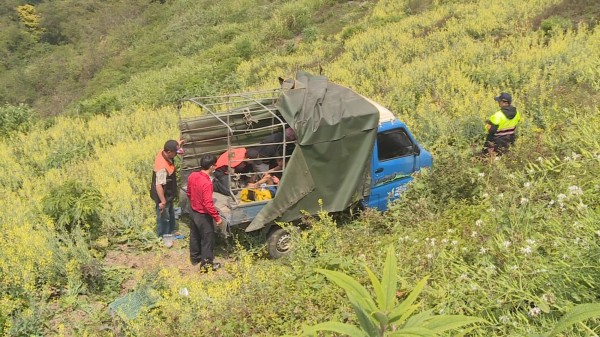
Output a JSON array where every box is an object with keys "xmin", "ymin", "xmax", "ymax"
[{"xmin": 177, "ymin": 89, "xmax": 292, "ymax": 227}]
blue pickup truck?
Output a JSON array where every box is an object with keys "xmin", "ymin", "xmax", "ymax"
[{"xmin": 179, "ymin": 72, "xmax": 432, "ymax": 258}]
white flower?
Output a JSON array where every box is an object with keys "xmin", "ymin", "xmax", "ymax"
[
  {"xmin": 529, "ymin": 307, "xmax": 542, "ymax": 317},
  {"xmin": 499, "ymin": 315, "xmax": 510, "ymax": 324},
  {"xmin": 521, "ymin": 246, "xmax": 533, "ymax": 255},
  {"xmin": 503, "ymin": 241, "xmax": 512, "ymax": 248},
  {"xmin": 520, "ymin": 197, "xmax": 529, "ymax": 205},
  {"xmin": 441, "ymin": 238, "xmax": 449, "ymax": 244},
  {"xmin": 509, "ymin": 174, "xmax": 515, "ymax": 179},
  {"xmin": 447, "ymin": 228, "xmax": 456, "ymax": 234},
  {"xmin": 451, "ymin": 240, "xmax": 458, "ymax": 246},
  {"xmin": 478, "ymin": 172, "xmax": 485, "ymax": 178},
  {"xmin": 475, "ymin": 219, "xmax": 484, "ymax": 227},
  {"xmin": 524, "ymin": 182, "xmax": 531, "ymax": 188},
  {"xmin": 536, "ymin": 157, "xmax": 544, "ymax": 162},
  {"xmin": 179, "ymin": 287, "xmax": 189, "ymax": 297},
  {"xmin": 426, "ymin": 253, "xmax": 434, "ymax": 259},
  {"xmin": 577, "ymin": 202, "xmax": 588, "ymax": 210},
  {"xmin": 459, "ymin": 273, "xmax": 468, "ymax": 280},
  {"xmin": 471, "ymin": 231, "xmax": 478, "ymax": 237},
  {"xmin": 482, "ymin": 193, "xmax": 489, "ymax": 198},
  {"xmin": 563, "ymin": 156, "xmax": 572, "ymax": 162},
  {"xmin": 557, "ymin": 193, "xmax": 567, "ymax": 201},
  {"xmin": 548, "ymin": 200, "xmax": 555, "ymax": 206},
  {"xmin": 510, "ymin": 265, "xmax": 519, "ymax": 271},
  {"xmin": 569, "ymin": 185, "xmax": 583, "ymax": 196},
  {"xmin": 498, "ymin": 193, "xmax": 504, "ymax": 199},
  {"xmin": 596, "ymin": 230, "xmax": 600, "ymax": 238},
  {"xmin": 479, "ymin": 247, "xmax": 488, "ymax": 254},
  {"xmin": 470, "ymin": 284, "xmax": 478, "ymax": 291},
  {"xmin": 571, "ymin": 152, "xmax": 581, "ymax": 160},
  {"xmin": 526, "ymin": 239, "xmax": 536, "ymax": 245}
]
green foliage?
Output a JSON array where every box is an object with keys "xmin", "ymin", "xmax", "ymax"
[
  {"xmin": 0, "ymin": 0, "xmax": 600, "ymax": 335},
  {"xmin": 540, "ymin": 16, "xmax": 573, "ymax": 36},
  {"xmin": 530, "ymin": 304, "xmax": 600, "ymax": 337},
  {"xmin": 301, "ymin": 246, "xmax": 484, "ymax": 336},
  {"xmin": 0, "ymin": 103, "xmax": 36, "ymax": 136},
  {"xmin": 42, "ymin": 179, "xmax": 103, "ymax": 236}
]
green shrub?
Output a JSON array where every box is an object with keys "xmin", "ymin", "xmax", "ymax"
[
  {"xmin": 299, "ymin": 246, "xmax": 484, "ymax": 336},
  {"xmin": 540, "ymin": 16, "xmax": 573, "ymax": 36},
  {"xmin": 0, "ymin": 103, "xmax": 37, "ymax": 137},
  {"xmin": 42, "ymin": 180, "xmax": 103, "ymax": 238}
]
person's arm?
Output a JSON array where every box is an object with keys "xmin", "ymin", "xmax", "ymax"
[
  {"xmin": 155, "ymin": 168, "xmax": 168, "ymax": 211},
  {"xmin": 202, "ymin": 182, "xmax": 222, "ymax": 224}
]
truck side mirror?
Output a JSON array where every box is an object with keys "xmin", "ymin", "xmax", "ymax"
[{"xmin": 412, "ymin": 144, "xmax": 421, "ymax": 155}]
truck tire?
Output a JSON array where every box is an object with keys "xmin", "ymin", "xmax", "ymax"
[{"xmin": 266, "ymin": 227, "xmax": 292, "ymax": 259}]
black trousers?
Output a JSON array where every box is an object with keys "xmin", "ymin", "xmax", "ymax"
[{"xmin": 189, "ymin": 212, "xmax": 215, "ymax": 265}]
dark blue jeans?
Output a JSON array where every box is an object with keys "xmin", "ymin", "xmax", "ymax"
[{"xmin": 156, "ymin": 201, "xmax": 176, "ymax": 237}]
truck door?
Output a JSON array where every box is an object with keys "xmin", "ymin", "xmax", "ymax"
[{"xmin": 369, "ymin": 127, "xmax": 420, "ymax": 211}]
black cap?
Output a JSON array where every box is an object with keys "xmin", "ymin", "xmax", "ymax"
[
  {"xmin": 163, "ymin": 139, "xmax": 179, "ymax": 152},
  {"xmin": 245, "ymin": 148, "xmax": 259, "ymax": 159},
  {"xmin": 494, "ymin": 92, "xmax": 512, "ymax": 104}
]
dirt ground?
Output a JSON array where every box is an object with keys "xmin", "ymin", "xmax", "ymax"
[{"xmin": 103, "ymin": 225, "xmax": 236, "ymax": 295}]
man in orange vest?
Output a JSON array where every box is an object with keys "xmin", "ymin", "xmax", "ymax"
[
  {"xmin": 150, "ymin": 140, "xmax": 180, "ymax": 237},
  {"xmin": 482, "ymin": 92, "xmax": 521, "ymax": 156}
]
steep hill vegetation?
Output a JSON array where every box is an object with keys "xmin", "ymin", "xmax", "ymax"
[{"xmin": 1, "ymin": 0, "xmax": 600, "ymax": 336}]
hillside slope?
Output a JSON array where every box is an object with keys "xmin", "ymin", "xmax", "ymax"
[{"xmin": 1, "ymin": 0, "xmax": 599, "ymax": 336}]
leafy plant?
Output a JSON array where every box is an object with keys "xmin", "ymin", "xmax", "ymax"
[
  {"xmin": 529, "ymin": 303, "xmax": 600, "ymax": 337},
  {"xmin": 0, "ymin": 103, "xmax": 37, "ymax": 137},
  {"xmin": 299, "ymin": 245, "xmax": 484, "ymax": 336},
  {"xmin": 42, "ymin": 179, "xmax": 103, "ymax": 237}
]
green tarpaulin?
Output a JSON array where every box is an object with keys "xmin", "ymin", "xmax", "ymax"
[{"xmin": 246, "ymin": 72, "xmax": 380, "ymax": 231}]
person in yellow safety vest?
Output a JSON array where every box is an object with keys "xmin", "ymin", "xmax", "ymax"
[{"xmin": 482, "ymin": 92, "xmax": 521, "ymax": 156}]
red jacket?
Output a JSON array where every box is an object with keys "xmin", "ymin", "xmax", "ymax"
[{"xmin": 187, "ymin": 171, "xmax": 221, "ymax": 223}]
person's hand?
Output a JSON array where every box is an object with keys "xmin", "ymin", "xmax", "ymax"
[
  {"xmin": 216, "ymin": 219, "xmax": 223, "ymax": 226},
  {"xmin": 158, "ymin": 202, "xmax": 166, "ymax": 213}
]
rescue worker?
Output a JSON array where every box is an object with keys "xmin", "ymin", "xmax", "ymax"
[
  {"xmin": 150, "ymin": 140, "xmax": 180, "ymax": 237},
  {"xmin": 482, "ymin": 92, "xmax": 521, "ymax": 156}
]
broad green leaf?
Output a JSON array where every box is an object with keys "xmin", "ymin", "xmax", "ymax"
[
  {"xmin": 373, "ymin": 310, "xmax": 389, "ymax": 326},
  {"xmin": 388, "ymin": 326, "xmax": 436, "ymax": 337},
  {"xmin": 422, "ymin": 315, "xmax": 485, "ymax": 333},
  {"xmin": 388, "ymin": 277, "xmax": 429, "ymax": 324},
  {"xmin": 301, "ymin": 321, "xmax": 369, "ymax": 337},
  {"xmin": 317, "ymin": 269, "xmax": 377, "ymax": 312},
  {"xmin": 381, "ymin": 245, "xmax": 398, "ymax": 311},
  {"xmin": 546, "ymin": 303, "xmax": 600, "ymax": 337},
  {"xmin": 403, "ymin": 309, "xmax": 434, "ymax": 328},
  {"xmin": 350, "ymin": 303, "xmax": 380, "ymax": 337},
  {"xmin": 366, "ymin": 265, "xmax": 384, "ymax": 311}
]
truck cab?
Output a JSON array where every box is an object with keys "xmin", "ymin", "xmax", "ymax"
[{"xmin": 366, "ymin": 102, "xmax": 433, "ymax": 211}]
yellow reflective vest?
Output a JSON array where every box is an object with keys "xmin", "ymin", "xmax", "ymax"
[{"xmin": 486, "ymin": 109, "xmax": 521, "ymax": 137}]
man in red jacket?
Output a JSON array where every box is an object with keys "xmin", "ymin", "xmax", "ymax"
[{"xmin": 186, "ymin": 154, "xmax": 223, "ymax": 272}]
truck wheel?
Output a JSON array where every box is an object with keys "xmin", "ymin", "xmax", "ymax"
[{"xmin": 266, "ymin": 227, "xmax": 292, "ymax": 259}]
